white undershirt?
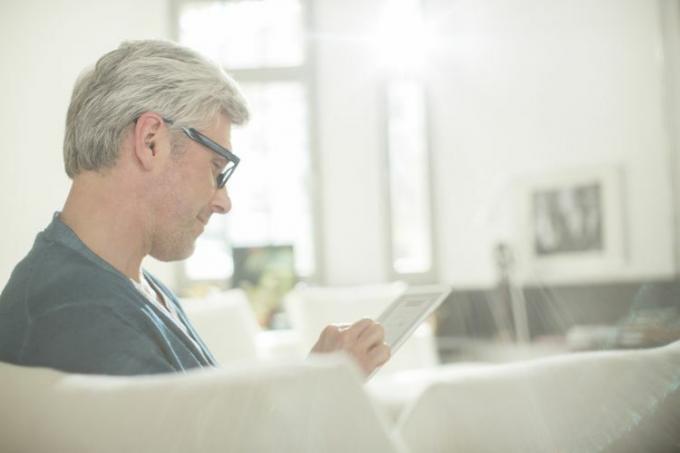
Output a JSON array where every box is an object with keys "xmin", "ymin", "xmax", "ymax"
[{"xmin": 130, "ymin": 276, "xmax": 190, "ymax": 337}]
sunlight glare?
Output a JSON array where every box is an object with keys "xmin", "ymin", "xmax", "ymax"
[{"xmin": 372, "ymin": 0, "xmax": 435, "ymax": 75}]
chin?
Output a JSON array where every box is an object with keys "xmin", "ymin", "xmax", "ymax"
[{"xmin": 150, "ymin": 240, "xmax": 196, "ymax": 262}]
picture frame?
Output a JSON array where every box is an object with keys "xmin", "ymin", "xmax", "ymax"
[{"xmin": 514, "ymin": 165, "xmax": 627, "ymax": 284}]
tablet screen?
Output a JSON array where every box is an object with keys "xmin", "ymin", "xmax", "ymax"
[{"xmin": 376, "ymin": 285, "xmax": 452, "ymax": 357}]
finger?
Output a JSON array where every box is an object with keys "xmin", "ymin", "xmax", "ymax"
[
  {"xmin": 335, "ymin": 323, "xmax": 351, "ymax": 332},
  {"xmin": 357, "ymin": 323, "xmax": 385, "ymax": 350},
  {"xmin": 317, "ymin": 325, "xmax": 341, "ymax": 351},
  {"xmin": 369, "ymin": 343, "xmax": 391, "ymax": 367},
  {"xmin": 345, "ymin": 318, "xmax": 374, "ymax": 340}
]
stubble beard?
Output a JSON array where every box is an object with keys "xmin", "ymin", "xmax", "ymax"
[{"xmin": 149, "ymin": 221, "xmax": 199, "ymax": 262}]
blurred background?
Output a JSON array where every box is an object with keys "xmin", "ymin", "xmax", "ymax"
[{"xmin": 2, "ymin": 0, "xmax": 680, "ymax": 363}]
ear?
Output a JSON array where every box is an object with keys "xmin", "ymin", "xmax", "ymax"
[{"xmin": 132, "ymin": 112, "xmax": 168, "ymax": 171}]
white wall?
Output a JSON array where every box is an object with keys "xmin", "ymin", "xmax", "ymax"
[
  {"xmin": 431, "ymin": 0, "xmax": 675, "ymax": 286},
  {"xmin": 313, "ymin": 0, "xmax": 393, "ymax": 285},
  {"xmin": 0, "ymin": 0, "xmax": 175, "ymax": 287},
  {"xmin": 316, "ymin": 0, "xmax": 677, "ymax": 286},
  {"xmin": 662, "ymin": 0, "xmax": 680, "ymax": 275}
]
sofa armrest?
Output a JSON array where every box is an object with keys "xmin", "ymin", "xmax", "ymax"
[{"xmin": 398, "ymin": 341, "xmax": 680, "ymax": 452}]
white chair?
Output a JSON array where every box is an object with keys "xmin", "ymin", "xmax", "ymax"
[{"xmin": 181, "ymin": 289, "xmax": 261, "ymax": 364}]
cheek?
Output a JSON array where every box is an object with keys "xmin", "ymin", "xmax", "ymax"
[
  {"xmin": 152, "ymin": 165, "xmax": 194, "ymax": 218},
  {"xmin": 168, "ymin": 162, "xmax": 215, "ymax": 212}
]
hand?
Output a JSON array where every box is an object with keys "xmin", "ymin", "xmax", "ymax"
[{"xmin": 309, "ymin": 318, "xmax": 391, "ymax": 377}]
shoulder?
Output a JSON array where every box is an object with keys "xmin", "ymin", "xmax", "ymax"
[{"xmin": 1, "ymin": 236, "xmax": 136, "ymax": 320}]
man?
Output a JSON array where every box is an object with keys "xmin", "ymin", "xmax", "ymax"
[{"xmin": 0, "ymin": 40, "xmax": 390, "ymax": 377}]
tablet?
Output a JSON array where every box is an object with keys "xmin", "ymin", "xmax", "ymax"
[{"xmin": 372, "ymin": 284, "xmax": 452, "ymax": 375}]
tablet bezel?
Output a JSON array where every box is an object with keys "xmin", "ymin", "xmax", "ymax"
[{"xmin": 371, "ymin": 284, "xmax": 452, "ymax": 376}]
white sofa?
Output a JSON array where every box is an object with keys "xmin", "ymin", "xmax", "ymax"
[
  {"xmin": 7, "ymin": 284, "xmax": 675, "ymax": 452},
  {"xmin": 182, "ymin": 286, "xmax": 680, "ymax": 449},
  {"xmin": 398, "ymin": 340, "xmax": 680, "ymax": 452},
  {"xmin": 1, "ymin": 342, "xmax": 678, "ymax": 452},
  {"xmin": 0, "ymin": 355, "xmax": 404, "ymax": 453}
]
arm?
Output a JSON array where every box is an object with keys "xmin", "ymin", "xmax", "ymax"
[{"xmin": 20, "ymin": 303, "xmax": 177, "ymax": 375}]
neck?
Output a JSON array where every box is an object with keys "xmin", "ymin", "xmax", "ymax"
[{"xmin": 60, "ymin": 172, "xmax": 149, "ymax": 282}]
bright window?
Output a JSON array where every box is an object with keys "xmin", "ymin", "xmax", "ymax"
[
  {"xmin": 228, "ymin": 82, "xmax": 314, "ymax": 277},
  {"xmin": 179, "ymin": 0, "xmax": 304, "ymax": 69},
  {"xmin": 386, "ymin": 79, "xmax": 433, "ymax": 275},
  {"xmin": 179, "ymin": 0, "xmax": 316, "ymax": 282}
]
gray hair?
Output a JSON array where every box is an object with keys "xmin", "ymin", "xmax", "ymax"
[{"xmin": 63, "ymin": 39, "xmax": 250, "ymax": 178}]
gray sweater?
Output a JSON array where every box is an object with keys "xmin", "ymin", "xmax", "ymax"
[{"xmin": 0, "ymin": 214, "xmax": 216, "ymax": 375}]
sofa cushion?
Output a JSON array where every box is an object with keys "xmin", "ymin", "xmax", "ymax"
[
  {"xmin": 398, "ymin": 341, "xmax": 680, "ymax": 452},
  {"xmin": 0, "ymin": 355, "xmax": 404, "ymax": 453}
]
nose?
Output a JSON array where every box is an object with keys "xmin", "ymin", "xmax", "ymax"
[{"xmin": 211, "ymin": 186, "xmax": 232, "ymax": 214}]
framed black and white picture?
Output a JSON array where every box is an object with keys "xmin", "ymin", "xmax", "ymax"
[{"xmin": 515, "ymin": 166, "xmax": 626, "ymax": 284}]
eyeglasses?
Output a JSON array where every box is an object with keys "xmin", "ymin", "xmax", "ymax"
[
  {"xmin": 129, "ymin": 115, "xmax": 238, "ymax": 189},
  {"xmin": 162, "ymin": 118, "xmax": 239, "ymax": 189},
  {"xmin": 134, "ymin": 114, "xmax": 240, "ymax": 188},
  {"xmin": 179, "ymin": 127, "xmax": 239, "ymax": 189}
]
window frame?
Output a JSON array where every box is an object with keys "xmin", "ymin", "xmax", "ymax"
[{"xmin": 380, "ymin": 76, "xmax": 438, "ymax": 284}]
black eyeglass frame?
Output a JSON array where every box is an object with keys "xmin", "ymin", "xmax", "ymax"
[
  {"xmin": 178, "ymin": 125, "xmax": 239, "ymax": 189},
  {"xmin": 143, "ymin": 115, "xmax": 240, "ymax": 189}
]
